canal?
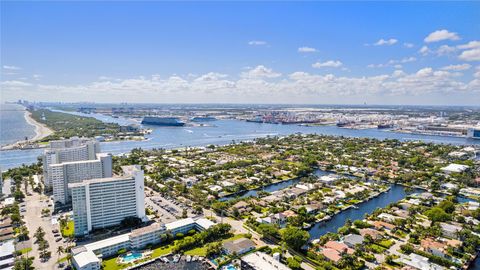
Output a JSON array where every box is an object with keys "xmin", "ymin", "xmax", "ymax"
[{"xmin": 307, "ymin": 184, "xmax": 418, "ymax": 239}]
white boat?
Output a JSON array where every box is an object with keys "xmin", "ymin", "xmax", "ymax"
[
  {"xmin": 162, "ymin": 257, "xmax": 170, "ymax": 263},
  {"xmin": 186, "ymin": 255, "xmax": 192, "ymax": 262},
  {"xmin": 173, "ymin": 254, "xmax": 181, "ymax": 263},
  {"xmin": 193, "ymin": 255, "xmax": 199, "ymax": 261}
]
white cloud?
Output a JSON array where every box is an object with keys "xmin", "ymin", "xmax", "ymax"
[
  {"xmin": 369, "ymin": 57, "xmax": 416, "ymax": 69},
  {"xmin": 441, "ymin": 64, "xmax": 471, "ymax": 71},
  {"xmin": 1, "ymin": 80, "xmax": 32, "ymax": 87},
  {"xmin": 240, "ymin": 65, "xmax": 281, "ymax": 78},
  {"xmin": 373, "ymin": 38, "xmax": 398, "ymax": 46},
  {"xmin": 298, "ymin": 47, "xmax": 317, "ymax": 53},
  {"xmin": 457, "ymin": 41, "xmax": 480, "ymax": 50},
  {"xmin": 424, "ymin": 29, "xmax": 460, "ymax": 43},
  {"xmin": 459, "ymin": 48, "xmax": 480, "ymax": 61},
  {"xmin": 3, "ymin": 66, "xmax": 478, "ymax": 103},
  {"xmin": 2, "ymin": 65, "xmax": 21, "ymax": 70},
  {"xmin": 248, "ymin": 40, "xmax": 267, "ymax": 46},
  {"xmin": 312, "ymin": 60, "xmax": 343, "ymax": 68},
  {"xmin": 418, "ymin": 45, "xmax": 431, "ymax": 56},
  {"xmin": 33, "ymin": 74, "xmax": 43, "ymax": 80},
  {"xmin": 403, "ymin": 43, "xmax": 414, "ymax": 48},
  {"xmin": 436, "ymin": 45, "xmax": 456, "ymax": 56}
]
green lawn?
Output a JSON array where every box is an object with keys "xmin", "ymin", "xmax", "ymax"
[
  {"xmin": 57, "ymin": 256, "xmax": 69, "ymax": 263},
  {"xmin": 151, "ymin": 244, "xmax": 174, "ymax": 258},
  {"xmin": 102, "ymin": 242, "xmax": 175, "ymax": 270},
  {"xmin": 185, "ymin": 234, "xmax": 249, "ymax": 256},
  {"xmin": 378, "ymin": 239, "xmax": 395, "ymax": 248},
  {"xmin": 61, "ymin": 220, "xmax": 74, "ymax": 237},
  {"xmin": 19, "ymin": 247, "xmax": 32, "ymax": 254}
]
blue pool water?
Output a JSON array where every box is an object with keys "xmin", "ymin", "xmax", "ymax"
[
  {"xmin": 122, "ymin": 252, "xmax": 142, "ymax": 262},
  {"xmin": 223, "ymin": 265, "xmax": 237, "ymax": 270}
]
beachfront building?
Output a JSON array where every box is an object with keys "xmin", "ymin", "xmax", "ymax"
[
  {"xmin": 70, "ymin": 165, "xmax": 145, "ymax": 237},
  {"xmin": 50, "ymin": 153, "xmax": 112, "ymax": 204},
  {"xmin": 42, "ymin": 137, "xmax": 100, "ymax": 189},
  {"xmin": 71, "ymin": 218, "xmax": 214, "ymax": 268}
]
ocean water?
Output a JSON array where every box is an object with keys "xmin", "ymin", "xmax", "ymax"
[
  {"xmin": 0, "ymin": 104, "xmax": 35, "ymax": 146},
  {"xmin": 1, "ymin": 109, "xmax": 479, "ymax": 170}
]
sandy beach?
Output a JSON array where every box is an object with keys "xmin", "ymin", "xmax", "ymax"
[
  {"xmin": 24, "ymin": 110, "xmax": 53, "ymax": 141},
  {"xmin": 0, "ymin": 110, "xmax": 54, "ymax": 150}
]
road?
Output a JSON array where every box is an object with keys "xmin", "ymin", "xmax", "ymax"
[{"xmin": 23, "ymin": 187, "xmax": 69, "ymax": 270}]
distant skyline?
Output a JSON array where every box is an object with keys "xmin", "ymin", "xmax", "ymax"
[{"xmin": 1, "ymin": 1, "xmax": 479, "ymax": 105}]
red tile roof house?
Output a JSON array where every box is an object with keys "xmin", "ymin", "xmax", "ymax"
[
  {"xmin": 420, "ymin": 238, "xmax": 448, "ymax": 258},
  {"xmin": 372, "ymin": 221, "xmax": 396, "ymax": 231},
  {"xmin": 324, "ymin": 241, "xmax": 354, "ymax": 255},
  {"xmin": 420, "ymin": 238, "xmax": 463, "ymax": 258},
  {"xmin": 321, "ymin": 248, "xmax": 342, "ymax": 263}
]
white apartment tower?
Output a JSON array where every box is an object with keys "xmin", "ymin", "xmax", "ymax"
[
  {"xmin": 49, "ymin": 153, "xmax": 113, "ymax": 204},
  {"xmin": 42, "ymin": 137, "xmax": 100, "ymax": 189},
  {"xmin": 70, "ymin": 165, "xmax": 146, "ymax": 237}
]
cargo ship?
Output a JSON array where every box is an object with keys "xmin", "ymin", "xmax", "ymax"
[{"xmin": 141, "ymin": 116, "xmax": 185, "ymax": 126}]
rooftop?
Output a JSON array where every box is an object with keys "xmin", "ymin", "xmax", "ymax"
[
  {"xmin": 73, "ymin": 250, "xmax": 100, "ymax": 268},
  {"xmin": 441, "ymin": 164, "xmax": 469, "ymax": 173},
  {"xmin": 68, "ymin": 174, "xmax": 135, "ymax": 188},
  {"xmin": 83, "ymin": 233, "xmax": 130, "ymax": 253},
  {"xmin": 241, "ymin": 251, "xmax": 289, "ymax": 270},
  {"xmin": 195, "ymin": 218, "xmax": 215, "ymax": 230},
  {"xmin": 223, "ymin": 238, "xmax": 255, "ymax": 254},
  {"xmin": 130, "ymin": 223, "xmax": 165, "ymax": 238},
  {"xmin": 0, "ymin": 240, "xmax": 14, "ymax": 257},
  {"xmin": 165, "ymin": 218, "xmax": 195, "ymax": 231}
]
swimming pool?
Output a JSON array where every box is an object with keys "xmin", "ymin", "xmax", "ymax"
[
  {"xmin": 121, "ymin": 252, "xmax": 143, "ymax": 263},
  {"xmin": 223, "ymin": 265, "xmax": 237, "ymax": 270}
]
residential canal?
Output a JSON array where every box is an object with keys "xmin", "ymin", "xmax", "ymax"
[
  {"xmin": 219, "ymin": 169, "xmax": 332, "ymax": 202},
  {"xmin": 308, "ymin": 184, "xmax": 417, "ymax": 240}
]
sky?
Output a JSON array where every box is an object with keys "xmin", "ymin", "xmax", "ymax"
[{"xmin": 1, "ymin": 1, "xmax": 480, "ymax": 105}]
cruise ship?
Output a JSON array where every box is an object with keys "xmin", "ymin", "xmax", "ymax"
[
  {"xmin": 141, "ymin": 117, "xmax": 185, "ymax": 126},
  {"xmin": 190, "ymin": 116, "xmax": 217, "ymax": 122}
]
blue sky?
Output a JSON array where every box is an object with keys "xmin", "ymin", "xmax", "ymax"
[{"xmin": 1, "ymin": 1, "xmax": 479, "ymax": 105}]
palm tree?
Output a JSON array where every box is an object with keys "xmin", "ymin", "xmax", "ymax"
[{"xmin": 56, "ymin": 246, "xmax": 64, "ymax": 261}]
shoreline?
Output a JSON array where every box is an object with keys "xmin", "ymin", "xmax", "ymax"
[
  {"xmin": 0, "ymin": 110, "xmax": 53, "ymax": 150},
  {"xmin": 24, "ymin": 110, "xmax": 54, "ymax": 141}
]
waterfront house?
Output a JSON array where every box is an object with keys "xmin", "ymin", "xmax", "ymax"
[
  {"xmin": 378, "ymin": 213, "xmax": 402, "ymax": 223},
  {"xmin": 231, "ymin": 201, "xmax": 250, "ymax": 214},
  {"xmin": 421, "ymin": 238, "xmax": 448, "ymax": 258},
  {"xmin": 441, "ymin": 164, "xmax": 469, "ymax": 175},
  {"xmin": 343, "ymin": 234, "xmax": 364, "ymax": 248},
  {"xmin": 439, "ymin": 222, "xmax": 462, "ymax": 239},
  {"xmin": 372, "ymin": 221, "xmax": 396, "ymax": 231}
]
